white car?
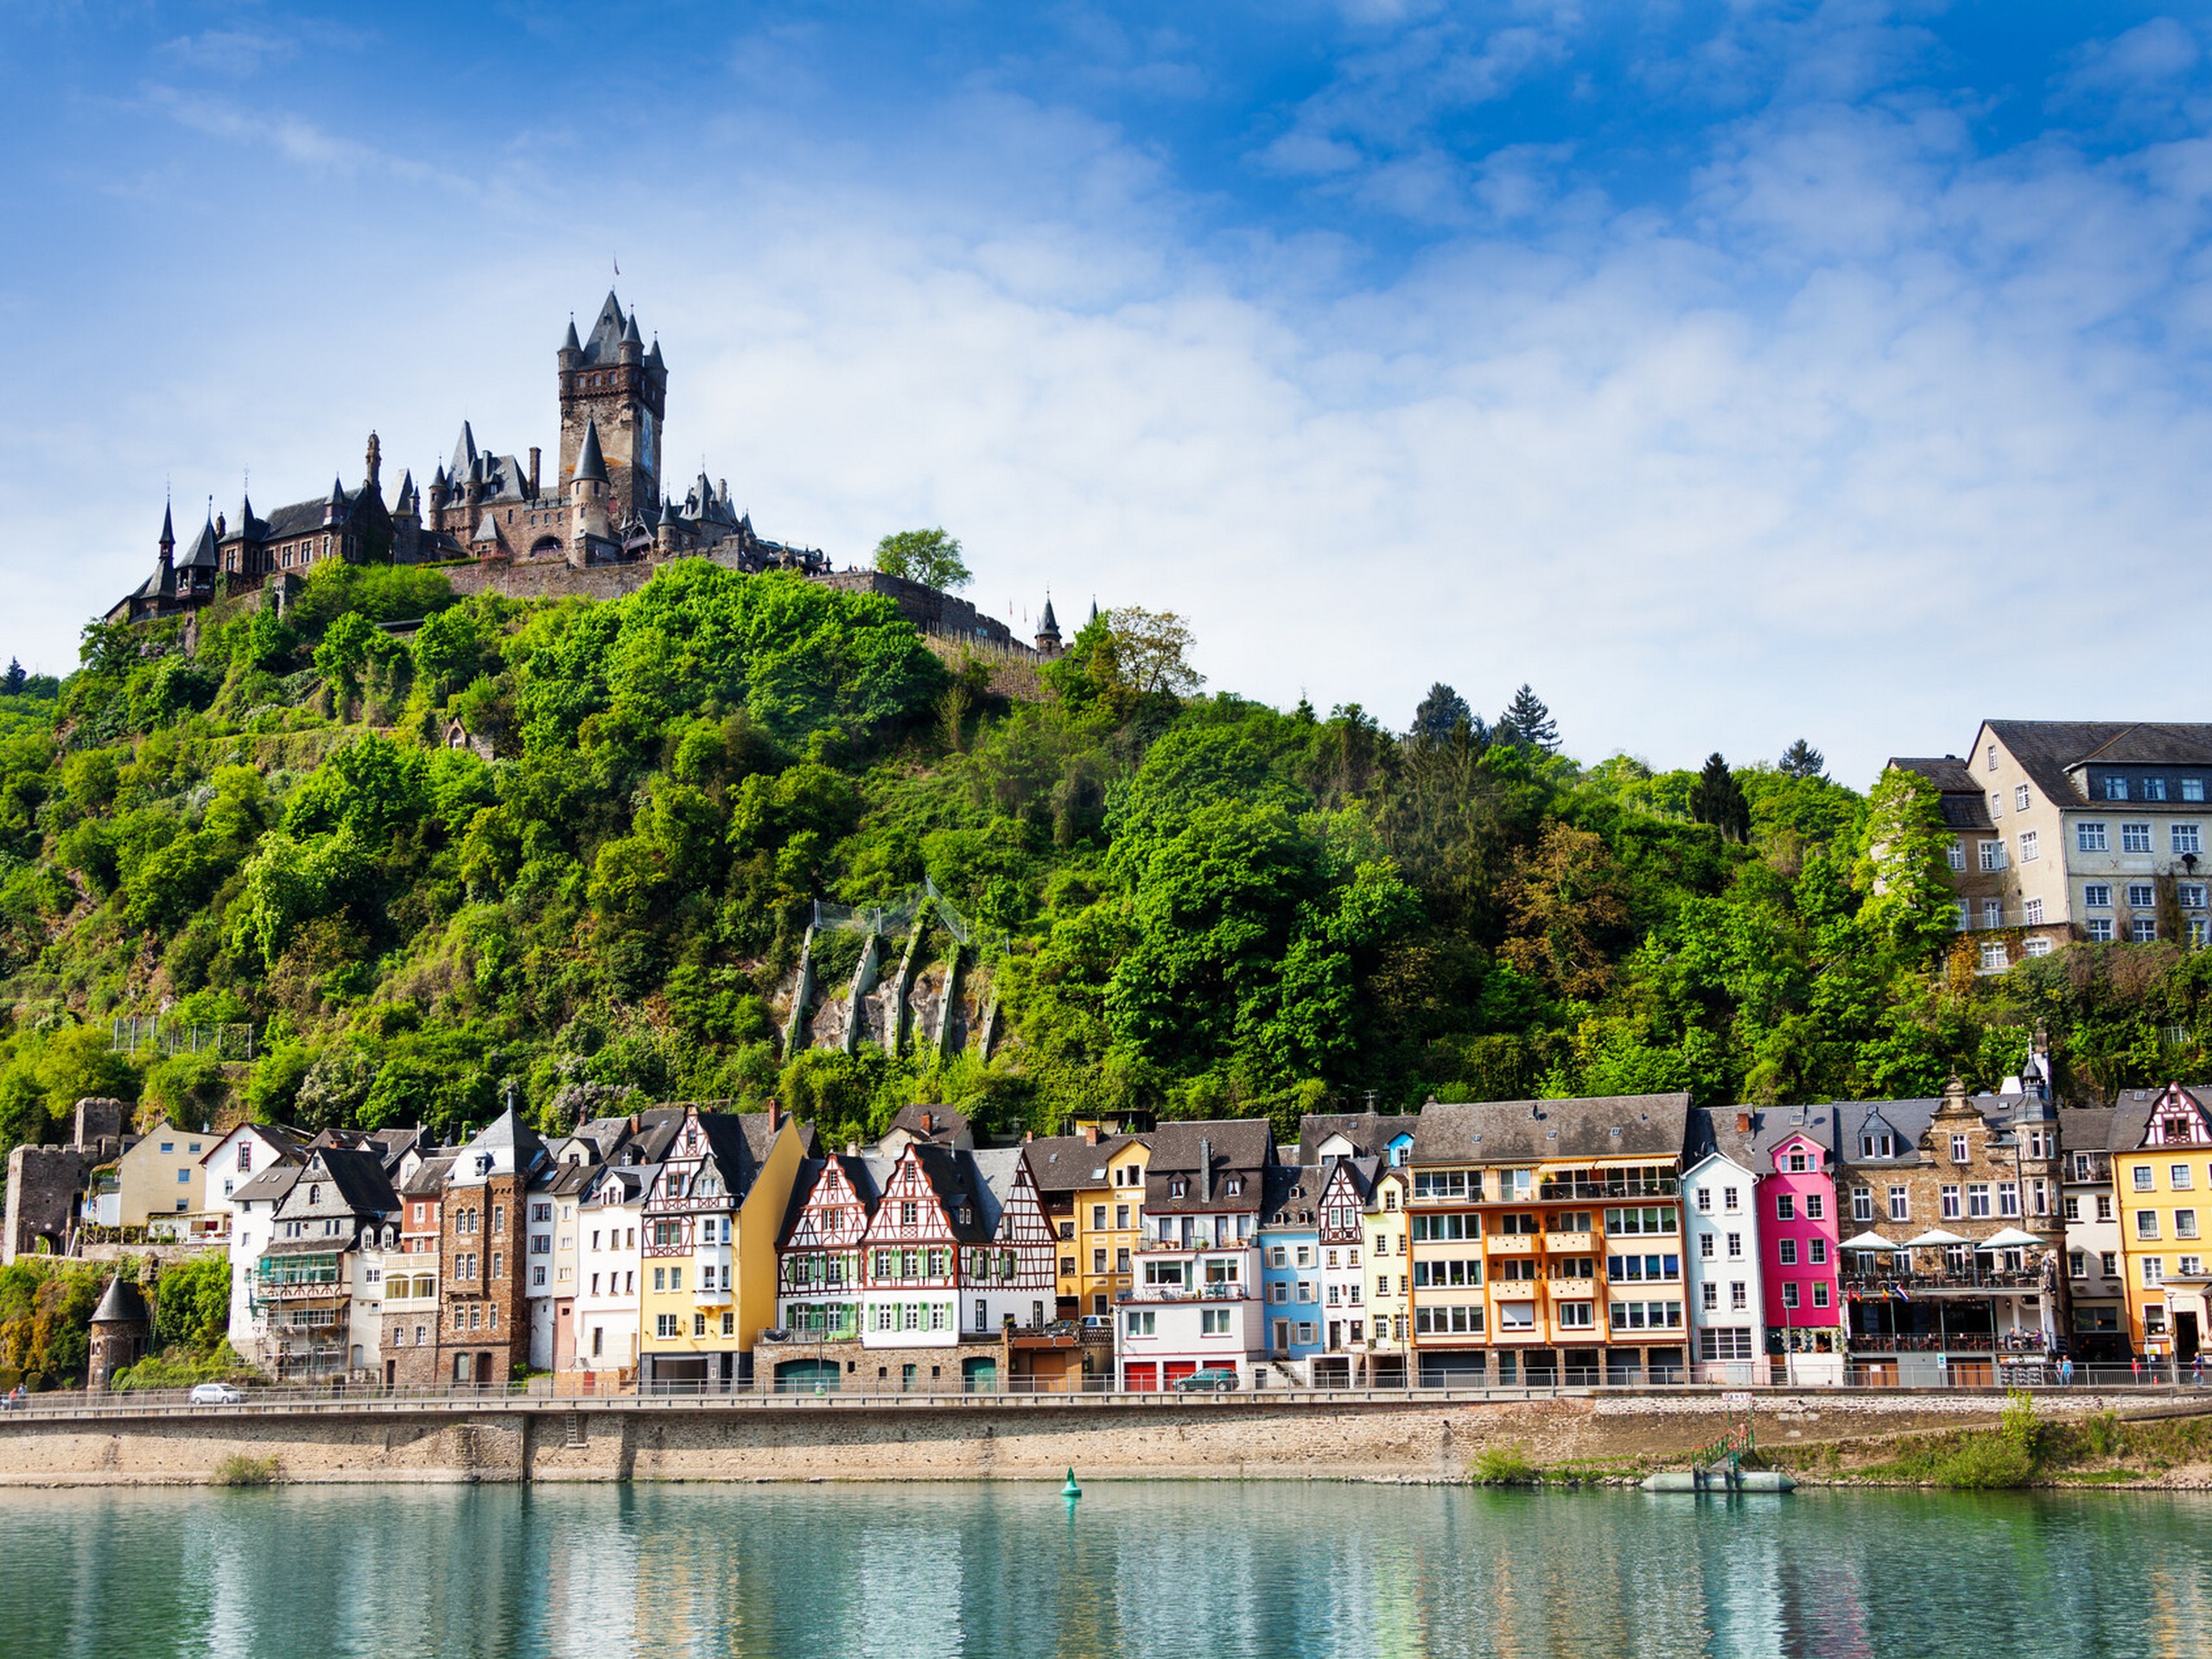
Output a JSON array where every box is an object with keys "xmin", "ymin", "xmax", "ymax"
[{"xmin": 188, "ymin": 1382, "xmax": 245, "ymax": 1406}]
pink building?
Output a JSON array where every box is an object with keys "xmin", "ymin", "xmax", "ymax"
[{"xmin": 1761, "ymin": 1122, "xmax": 1844, "ymax": 1382}]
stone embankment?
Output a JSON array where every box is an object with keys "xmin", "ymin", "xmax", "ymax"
[{"xmin": 0, "ymin": 1389, "xmax": 2177, "ymax": 1487}]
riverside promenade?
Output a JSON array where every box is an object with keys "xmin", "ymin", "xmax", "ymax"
[{"xmin": 3, "ymin": 1382, "xmax": 2199, "ymax": 1486}]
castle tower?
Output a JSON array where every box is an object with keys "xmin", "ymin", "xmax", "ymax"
[
  {"xmin": 1035, "ymin": 595, "xmax": 1062, "ymax": 658},
  {"xmin": 156, "ymin": 501, "xmax": 175, "ymax": 592},
  {"xmin": 569, "ymin": 417, "xmax": 612, "ymax": 563},
  {"xmin": 558, "ymin": 292, "xmax": 665, "ymax": 528}
]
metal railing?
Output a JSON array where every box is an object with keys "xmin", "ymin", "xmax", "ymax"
[
  {"xmin": 3, "ymin": 1370, "xmax": 2210, "ymax": 1420},
  {"xmin": 1841, "ymin": 1268, "xmax": 2050, "ymax": 1292}
]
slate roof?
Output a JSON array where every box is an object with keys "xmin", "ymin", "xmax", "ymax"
[
  {"xmin": 887, "ymin": 1103, "xmax": 969, "ymax": 1145},
  {"xmin": 1259, "ymin": 1162, "xmax": 1319, "ymax": 1229},
  {"xmin": 232, "ymin": 1163, "xmax": 306, "ymax": 1205},
  {"xmin": 573, "ymin": 419, "xmax": 607, "ymax": 484},
  {"xmin": 1986, "ymin": 721, "xmax": 2212, "ymax": 806},
  {"xmin": 908, "ymin": 1144, "xmax": 996, "ymax": 1243},
  {"xmin": 200, "ymin": 1122, "xmax": 306, "ymax": 1169},
  {"xmin": 296, "ymin": 1146, "xmax": 400, "ymax": 1216},
  {"xmin": 577, "ymin": 292, "xmax": 628, "ymax": 365},
  {"xmin": 2104, "ymin": 1084, "xmax": 2212, "ymax": 1153},
  {"xmin": 1294, "ymin": 1113, "xmax": 1414, "ymax": 1164},
  {"xmin": 1411, "ymin": 1093, "xmax": 1692, "ymax": 1166},
  {"xmin": 400, "ymin": 1154, "xmax": 455, "ymax": 1198},
  {"xmin": 91, "ymin": 1276, "xmax": 149, "ymax": 1325},
  {"xmin": 1022, "ymin": 1134, "xmax": 1142, "ymax": 1195},
  {"xmin": 1888, "ymin": 755, "xmax": 1993, "ymax": 830},
  {"xmin": 1143, "ymin": 1119, "xmax": 1272, "ymax": 1213}
]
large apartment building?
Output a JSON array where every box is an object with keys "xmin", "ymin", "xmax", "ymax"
[{"xmin": 1894, "ymin": 721, "xmax": 2212, "ymax": 970}]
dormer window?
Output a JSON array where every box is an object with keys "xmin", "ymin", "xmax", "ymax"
[
  {"xmin": 1169, "ymin": 1179, "xmax": 1189, "ymax": 1198},
  {"xmin": 958, "ymin": 1206, "xmax": 974, "ymax": 1226},
  {"xmin": 1224, "ymin": 1177, "xmax": 1243, "ymax": 1196}
]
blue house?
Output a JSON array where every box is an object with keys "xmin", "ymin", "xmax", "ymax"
[{"xmin": 1259, "ymin": 1164, "xmax": 1325, "ymax": 1368}]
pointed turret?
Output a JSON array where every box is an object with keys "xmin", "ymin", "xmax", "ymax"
[
  {"xmin": 1035, "ymin": 594, "xmax": 1063, "ymax": 658},
  {"xmin": 574, "ymin": 418, "xmax": 608, "ymax": 485},
  {"xmin": 646, "ymin": 335, "xmax": 664, "ymax": 371},
  {"xmin": 620, "ymin": 309, "xmax": 644, "ymax": 365},
  {"xmin": 322, "ymin": 476, "xmax": 346, "ymax": 526},
  {"xmin": 448, "ymin": 421, "xmax": 478, "ymax": 482},
  {"xmin": 563, "ymin": 316, "xmax": 582, "ymax": 352},
  {"xmin": 238, "ymin": 488, "xmax": 255, "ymax": 530},
  {"xmin": 157, "ymin": 501, "xmax": 175, "ymax": 557}
]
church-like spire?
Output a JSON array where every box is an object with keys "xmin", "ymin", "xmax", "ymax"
[
  {"xmin": 574, "ymin": 417, "xmax": 607, "ymax": 485},
  {"xmin": 158, "ymin": 500, "xmax": 175, "ymax": 554}
]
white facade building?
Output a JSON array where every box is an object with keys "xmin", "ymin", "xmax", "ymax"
[{"xmin": 1684, "ymin": 1145, "xmax": 1764, "ymax": 1385}]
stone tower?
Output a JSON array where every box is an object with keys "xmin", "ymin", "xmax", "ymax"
[
  {"xmin": 569, "ymin": 418, "xmax": 612, "ymax": 561},
  {"xmin": 86, "ymin": 1274, "xmax": 149, "ymax": 1390},
  {"xmin": 1035, "ymin": 595, "xmax": 1062, "ymax": 658},
  {"xmin": 557, "ymin": 292, "xmax": 666, "ymax": 527}
]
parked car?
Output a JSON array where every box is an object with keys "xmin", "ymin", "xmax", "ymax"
[
  {"xmin": 1173, "ymin": 1368, "xmax": 1240, "ymax": 1394},
  {"xmin": 1079, "ymin": 1315, "xmax": 1110, "ymax": 1332},
  {"xmin": 188, "ymin": 1382, "xmax": 245, "ymax": 1406}
]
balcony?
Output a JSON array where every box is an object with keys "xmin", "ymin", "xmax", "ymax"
[
  {"xmin": 1116, "ymin": 1283, "xmax": 1251, "ymax": 1304},
  {"xmin": 1847, "ymin": 1332, "xmax": 2047, "ymax": 1354},
  {"xmin": 1544, "ymin": 1231, "xmax": 1592, "ymax": 1253},
  {"xmin": 1487, "ymin": 1235, "xmax": 1535, "ymax": 1255},
  {"xmin": 1539, "ymin": 1176, "xmax": 1677, "ymax": 1202},
  {"xmin": 1841, "ymin": 1267, "xmax": 2047, "ymax": 1294}
]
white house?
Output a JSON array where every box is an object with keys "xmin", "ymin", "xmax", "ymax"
[
  {"xmin": 1116, "ymin": 1121, "xmax": 1271, "ymax": 1390},
  {"xmin": 1683, "ymin": 1117, "xmax": 1764, "ymax": 1386}
]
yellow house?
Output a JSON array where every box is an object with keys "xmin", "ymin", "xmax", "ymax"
[
  {"xmin": 637, "ymin": 1104, "xmax": 813, "ymax": 1389},
  {"xmin": 117, "ymin": 1119, "xmax": 208, "ymax": 1230},
  {"xmin": 1362, "ymin": 1165, "xmax": 1410, "ymax": 1385},
  {"xmin": 1024, "ymin": 1131, "xmax": 1151, "ymax": 1319},
  {"xmin": 2113, "ymin": 1084, "xmax": 2212, "ymax": 1367}
]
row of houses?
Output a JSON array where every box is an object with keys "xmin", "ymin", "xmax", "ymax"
[{"xmin": 102, "ymin": 1049, "xmax": 2205, "ymax": 1392}]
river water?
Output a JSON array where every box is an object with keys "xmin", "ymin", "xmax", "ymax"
[{"xmin": 2, "ymin": 1482, "xmax": 2205, "ymax": 1657}]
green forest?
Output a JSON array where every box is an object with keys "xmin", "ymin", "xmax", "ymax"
[{"xmin": 0, "ymin": 552, "xmax": 2205, "ymax": 1160}]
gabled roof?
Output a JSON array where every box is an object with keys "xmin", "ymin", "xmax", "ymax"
[
  {"xmin": 1020, "ymin": 1134, "xmax": 1143, "ymax": 1194},
  {"xmin": 1143, "ymin": 1119, "xmax": 1272, "ymax": 1213},
  {"xmin": 1294, "ymin": 1113, "xmax": 1414, "ymax": 1164},
  {"xmin": 464, "ymin": 1105, "xmax": 546, "ymax": 1166},
  {"xmin": 967, "ymin": 1147, "xmax": 1028, "ymax": 1234},
  {"xmin": 1985, "ymin": 720, "xmax": 2212, "ymax": 806},
  {"xmin": 1411, "ymin": 1094, "xmax": 1690, "ymax": 1166},
  {"xmin": 178, "ymin": 514, "xmax": 220, "ymax": 570},
  {"xmin": 898, "ymin": 1143, "xmax": 998, "ymax": 1243},
  {"xmin": 400, "ymin": 1154, "xmax": 455, "ymax": 1198},
  {"xmin": 286, "ymin": 1146, "xmax": 399, "ymax": 1217},
  {"xmin": 200, "ymin": 1122, "xmax": 306, "ymax": 1168},
  {"xmin": 887, "ymin": 1103, "xmax": 969, "ymax": 1144},
  {"xmin": 232, "ymin": 1162, "xmax": 306, "ymax": 1205},
  {"xmin": 1259, "ymin": 1161, "xmax": 1319, "ymax": 1228}
]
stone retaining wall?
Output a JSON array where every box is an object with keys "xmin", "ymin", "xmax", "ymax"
[{"xmin": 0, "ymin": 1389, "xmax": 2153, "ymax": 1487}]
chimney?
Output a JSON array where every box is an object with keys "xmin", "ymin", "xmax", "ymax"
[
  {"xmin": 920, "ymin": 1111, "xmax": 934, "ymax": 1135},
  {"xmin": 1735, "ymin": 1111, "xmax": 1751, "ymax": 1135},
  {"xmin": 529, "ymin": 447, "xmax": 542, "ymax": 499},
  {"xmin": 1082, "ymin": 1124, "xmax": 1099, "ymax": 1147},
  {"xmin": 768, "ymin": 1097, "xmax": 783, "ymax": 1131},
  {"xmin": 1199, "ymin": 1137, "xmax": 1213, "ymax": 1205}
]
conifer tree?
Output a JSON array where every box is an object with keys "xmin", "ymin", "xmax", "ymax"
[
  {"xmin": 1495, "ymin": 684, "xmax": 1559, "ymax": 753},
  {"xmin": 1779, "ymin": 738, "xmax": 1826, "ymax": 779},
  {"xmin": 1691, "ymin": 752, "xmax": 1752, "ymax": 842},
  {"xmin": 1409, "ymin": 682, "xmax": 1472, "ymax": 745}
]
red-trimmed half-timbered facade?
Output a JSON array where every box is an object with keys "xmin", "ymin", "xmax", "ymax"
[{"xmin": 776, "ymin": 1155, "xmax": 886, "ymax": 1342}]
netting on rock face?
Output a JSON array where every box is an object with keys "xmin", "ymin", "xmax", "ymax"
[{"xmin": 809, "ymin": 879, "xmax": 976, "ymax": 948}]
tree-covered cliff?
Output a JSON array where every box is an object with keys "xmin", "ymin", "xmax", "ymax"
[{"xmin": 1, "ymin": 556, "xmax": 2206, "ymax": 1155}]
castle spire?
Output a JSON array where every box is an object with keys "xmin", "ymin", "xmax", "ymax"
[
  {"xmin": 574, "ymin": 417, "xmax": 608, "ymax": 484},
  {"xmin": 158, "ymin": 499, "xmax": 175, "ymax": 555}
]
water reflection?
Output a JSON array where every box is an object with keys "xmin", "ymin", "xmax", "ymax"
[{"xmin": 3, "ymin": 1483, "xmax": 2207, "ymax": 1658}]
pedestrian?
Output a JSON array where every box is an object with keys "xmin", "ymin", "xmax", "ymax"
[
  {"xmin": 2132, "ymin": 1354, "xmax": 2143, "ymax": 1385},
  {"xmin": 2194, "ymin": 1353, "xmax": 2203, "ymax": 1389}
]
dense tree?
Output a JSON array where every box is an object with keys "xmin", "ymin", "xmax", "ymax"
[
  {"xmin": 874, "ymin": 527, "xmax": 971, "ymax": 591},
  {"xmin": 1779, "ymin": 738, "xmax": 1826, "ymax": 779},
  {"xmin": 1409, "ymin": 683, "xmax": 1473, "ymax": 745}
]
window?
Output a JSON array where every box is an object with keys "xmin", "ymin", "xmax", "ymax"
[
  {"xmin": 2079, "ymin": 823, "xmax": 2108, "ymax": 854},
  {"xmin": 1199, "ymin": 1308, "xmax": 1232, "ymax": 1336},
  {"xmin": 1723, "ymin": 1187, "xmax": 1740, "ymax": 1212},
  {"xmin": 2135, "ymin": 1165, "xmax": 2157, "ymax": 1192},
  {"xmin": 2175, "ymin": 1165, "xmax": 2196, "ymax": 1191},
  {"xmin": 1698, "ymin": 1328, "xmax": 1754, "ymax": 1361},
  {"xmin": 2177, "ymin": 824, "xmax": 2205, "ymax": 856},
  {"xmin": 1980, "ymin": 943, "xmax": 2009, "ymax": 971},
  {"xmin": 2087, "ymin": 918, "xmax": 2115, "ymax": 943},
  {"xmin": 1694, "ymin": 1187, "xmax": 1710, "ymax": 1212},
  {"xmin": 1948, "ymin": 840, "xmax": 1966, "ymax": 872},
  {"xmin": 1090, "ymin": 1205, "xmax": 1106, "ymax": 1230},
  {"xmin": 1951, "ymin": 901, "xmax": 1968, "ymax": 933},
  {"xmin": 2127, "ymin": 882, "xmax": 2157, "ymax": 910},
  {"xmin": 1811, "ymin": 1282, "xmax": 1831, "ymax": 1309},
  {"xmin": 2183, "ymin": 1255, "xmax": 2206, "ymax": 1278},
  {"xmin": 1726, "ymin": 1232, "xmax": 1742, "ymax": 1259},
  {"xmin": 2177, "ymin": 1209, "xmax": 2200, "ymax": 1240},
  {"xmin": 1889, "ymin": 1187, "xmax": 1910, "ymax": 1222},
  {"xmin": 2143, "ymin": 1257, "xmax": 2164, "ymax": 1287},
  {"xmin": 2084, "ymin": 883, "xmax": 2113, "ymax": 910},
  {"xmin": 1987, "ymin": 745, "xmax": 1998, "ymax": 772},
  {"xmin": 1497, "ymin": 1304, "xmax": 1535, "ymax": 1331},
  {"xmin": 2069, "ymin": 1249, "xmax": 2086, "ymax": 1279},
  {"xmin": 656, "ymin": 1313, "xmax": 677, "ymax": 1338},
  {"xmin": 1941, "ymin": 1185, "xmax": 1961, "ymax": 1220},
  {"xmin": 1730, "ymin": 1281, "xmax": 1747, "ymax": 1311},
  {"xmin": 1787, "ymin": 1152, "xmax": 1808, "ymax": 1173},
  {"xmin": 2102, "ymin": 1251, "xmax": 2118, "ymax": 1278},
  {"xmin": 2138, "ymin": 1211, "xmax": 2161, "ymax": 1240},
  {"xmin": 2124, "ymin": 823, "xmax": 2153, "ymax": 854},
  {"xmin": 1775, "ymin": 1194, "xmax": 1795, "ymax": 1222},
  {"xmin": 1979, "ymin": 842, "xmax": 2005, "ymax": 873},
  {"xmin": 1967, "ymin": 1184, "xmax": 1992, "ymax": 1219},
  {"xmin": 2019, "ymin": 830, "xmax": 2038, "ymax": 863},
  {"xmin": 1999, "ymin": 1183, "xmax": 2021, "ymax": 1217},
  {"xmin": 1700, "ymin": 1281, "xmax": 1718, "ymax": 1311},
  {"xmin": 1852, "ymin": 1187, "xmax": 1873, "ymax": 1222},
  {"xmin": 1949, "ymin": 1133, "xmax": 1969, "ymax": 1163},
  {"xmin": 1860, "ymin": 1133, "xmax": 1895, "ymax": 1160},
  {"xmin": 2133, "ymin": 918, "xmax": 2159, "ymax": 943},
  {"xmin": 1989, "ymin": 791, "xmax": 2003, "ymax": 820},
  {"xmin": 1780, "ymin": 1282, "xmax": 1800, "ymax": 1310},
  {"xmin": 2098, "ymin": 1194, "xmax": 2114, "ymax": 1222},
  {"xmin": 1805, "ymin": 1192, "xmax": 1824, "ymax": 1221},
  {"xmin": 1699, "ymin": 1233, "xmax": 1715, "ymax": 1260},
  {"xmin": 2182, "ymin": 885, "xmax": 2209, "ymax": 911},
  {"xmin": 1777, "ymin": 1238, "xmax": 1797, "ymax": 1266}
]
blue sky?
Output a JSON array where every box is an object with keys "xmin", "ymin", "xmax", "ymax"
[{"xmin": 7, "ymin": 2, "xmax": 2212, "ymax": 784}]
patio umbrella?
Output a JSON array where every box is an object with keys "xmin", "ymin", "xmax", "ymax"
[
  {"xmin": 1980, "ymin": 1227, "xmax": 2044, "ymax": 1249},
  {"xmin": 1903, "ymin": 1229, "xmax": 1972, "ymax": 1248},
  {"xmin": 1840, "ymin": 1230, "xmax": 1900, "ymax": 1251}
]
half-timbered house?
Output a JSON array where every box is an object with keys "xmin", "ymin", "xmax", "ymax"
[
  {"xmin": 636, "ymin": 1103, "xmax": 813, "ymax": 1390},
  {"xmin": 1313, "ymin": 1155, "xmax": 1379, "ymax": 1383},
  {"xmin": 775, "ymin": 1154, "xmax": 887, "ymax": 1347}
]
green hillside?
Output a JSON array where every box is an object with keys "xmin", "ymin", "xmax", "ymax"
[{"xmin": 0, "ymin": 556, "xmax": 2204, "ymax": 1155}]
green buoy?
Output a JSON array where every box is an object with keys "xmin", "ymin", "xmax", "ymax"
[{"xmin": 1061, "ymin": 1467, "xmax": 1082, "ymax": 1499}]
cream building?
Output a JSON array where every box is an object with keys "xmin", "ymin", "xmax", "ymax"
[{"xmin": 1895, "ymin": 721, "xmax": 2212, "ymax": 972}]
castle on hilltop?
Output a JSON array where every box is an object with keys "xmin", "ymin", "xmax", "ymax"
[{"xmin": 111, "ymin": 293, "xmax": 1061, "ymax": 658}]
